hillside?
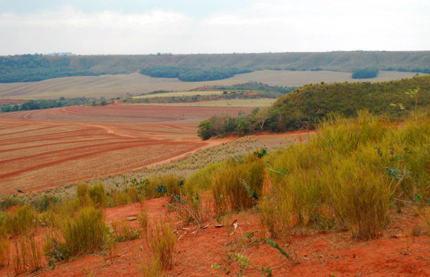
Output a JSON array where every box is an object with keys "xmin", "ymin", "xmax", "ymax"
[
  {"xmin": 1, "ymin": 51, "xmax": 430, "ymax": 83},
  {"xmin": 197, "ymin": 75, "xmax": 430, "ymax": 139}
]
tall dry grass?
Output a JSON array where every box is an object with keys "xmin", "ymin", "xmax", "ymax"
[
  {"xmin": 264, "ymin": 112, "xmax": 430, "ymax": 239},
  {"xmin": 141, "ymin": 219, "xmax": 176, "ymax": 276},
  {"xmin": 211, "ymin": 155, "xmax": 265, "ymax": 214},
  {"xmin": 60, "ymin": 206, "xmax": 105, "ymax": 257}
]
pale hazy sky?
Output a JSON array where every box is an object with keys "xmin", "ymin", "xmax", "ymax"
[{"xmin": 0, "ymin": 0, "xmax": 429, "ymax": 55}]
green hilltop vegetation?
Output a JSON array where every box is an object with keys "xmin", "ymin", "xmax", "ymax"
[
  {"xmin": 197, "ymin": 75, "xmax": 430, "ymax": 140},
  {"xmin": 1, "ymin": 51, "xmax": 430, "ymax": 83}
]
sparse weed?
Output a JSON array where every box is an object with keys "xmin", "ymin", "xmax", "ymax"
[
  {"xmin": 138, "ymin": 209, "xmax": 149, "ymax": 238},
  {"xmin": 0, "ymin": 236, "xmax": 10, "ymax": 268},
  {"xmin": 146, "ymin": 219, "xmax": 176, "ymax": 270},
  {"xmin": 12, "ymin": 231, "xmax": 42, "ymax": 274}
]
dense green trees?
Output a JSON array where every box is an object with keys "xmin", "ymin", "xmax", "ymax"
[
  {"xmin": 352, "ymin": 67, "xmax": 379, "ymax": 79},
  {"xmin": 198, "ymin": 76, "xmax": 430, "ymax": 140},
  {"xmin": 139, "ymin": 66, "xmax": 251, "ymax": 82},
  {"xmin": 0, "ymin": 97, "xmax": 98, "ymax": 113}
]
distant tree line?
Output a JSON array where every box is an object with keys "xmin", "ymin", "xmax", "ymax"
[
  {"xmin": 198, "ymin": 76, "xmax": 430, "ymax": 140},
  {"xmin": 352, "ymin": 67, "xmax": 379, "ymax": 79},
  {"xmin": 2, "ymin": 53, "xmax": 430, "ymax": 83},
  {"xmin": 218, "ymin": 82, "xmax": 296, "ymax": 94},
  {"xmin": 139, "ymin": 66, "xmax": 252, "ymax": 82},
  {"xmin": 385, "ymin": 67, "xmax": 430, "ymax": 74},
  {"xmin": 0, "ymin": 54, "xmax": 127, "ymax": 83},
  {"xmin": 0, "ymin": 97, "xmax": 99, "ymax": 113}
]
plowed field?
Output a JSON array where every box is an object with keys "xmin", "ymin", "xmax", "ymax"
[{"xmin": 0, "ymin": 104, "xmax": 253, "ymax": 195}]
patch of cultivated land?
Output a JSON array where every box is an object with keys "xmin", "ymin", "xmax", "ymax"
[
  {"xmin": 0, "ymin": 70, "xmax": 425, "ymax": 100},
  {"xmin": 0, "ymin": 104, "xmax": 254, "ymax": 195},
  {"xmin": 0, "ymin": 74, "xmax": 246, "ymax": 100},
  {"xmin": 132, "ymin": 90, "xmax": 227, "ymax": 99},
  {"xmin": 130, "ymin": 98, "xmax": 276, "ymax": 107},
  {"xmin": 228, "ymin": 70, "xmax": 428, "ymax": 87}
]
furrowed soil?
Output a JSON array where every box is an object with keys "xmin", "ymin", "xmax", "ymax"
[{"xmin": 0, "ymin": 104, "xmax": 254, "ymax": 195}]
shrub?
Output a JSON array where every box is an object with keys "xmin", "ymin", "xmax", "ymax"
[
  {"xmin": 211, "ymin": 154, "xmax": 265, "ymax": 214},
  {"xmin": 146, "ymin": 174, "xmax": 183, "ymax": 199},
  {"xmin": 89, "ymin": 182, "xmax": 107, "ymax": 207},
  {"xmin": 76, "ymin": 182, "xmax": 91, "ymax": 206},
  {"xmin": 59, "ymin": 206, "xmax": 106, "ymax": 257},
  {"xmin": 1, "ymin": 205, "xmax": 36, "ymax": 236}
]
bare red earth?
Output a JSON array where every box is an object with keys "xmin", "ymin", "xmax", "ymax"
[{"xmin": 1, "ymin": 198, "xmax": 429, "ymax": 277}]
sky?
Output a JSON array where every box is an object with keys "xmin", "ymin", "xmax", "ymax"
[{"xmin": 0, "ymin": 0, "xmax": 429, "ymax": 55}]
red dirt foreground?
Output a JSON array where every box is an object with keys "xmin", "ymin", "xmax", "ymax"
[
  {"xmin": 1, "ymin": 198, "xmax": 429, "ymax": 276},
  {"xmin": 0, "ymin": 104, "xmax": 253, "ymax": 194}
]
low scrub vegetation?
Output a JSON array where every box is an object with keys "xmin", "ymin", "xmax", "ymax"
[
  {"xmin": 198, "ymin": 75, "xmax": 430, "ymax": 139},
  {"xmin": 264, "ymin": 112, "xmax": 430, "ymax": 239}
]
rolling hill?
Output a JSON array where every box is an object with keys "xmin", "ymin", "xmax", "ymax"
[{"xmin": 1, "ymin": 51, "xmax": 430, "ymax": 83}]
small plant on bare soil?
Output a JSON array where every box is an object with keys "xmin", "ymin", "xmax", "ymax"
[
  {"xmin": 212, "ymin": 251, "xmax": 273, "ymax": 277},
  {"xmin": 265, "ymin": 238, "xmax": 300, "ymax": 264},
  {"xmin": 167, "ymin": 179, "xmax": 209, "ymax": 228}
]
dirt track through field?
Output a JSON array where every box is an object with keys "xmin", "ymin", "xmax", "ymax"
[{"xmin": 0, "ymin": 104, "xmax": 254, "ymax": 195}]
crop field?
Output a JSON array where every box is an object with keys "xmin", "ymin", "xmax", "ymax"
[
  {"xmin": 132, "ymin": 98, "xmax": 276, "ymax": 107},
  {"xmin": 132, "ymin": 90, "xmax": 226, "ymax": 99},
  {"xmin": 228, "ymin": 70, "xmax": 427, "ymax": 87},
  {"xmin": 0, "ymin": 104, "xmax": 254, "ymax": 195},
  {"xmin": 0, "ymin": 70, "xmax": 425, "ymax": 100},
  {"xmin": 0, "ymin": 74, "xmax": 246, "ymax": 100}
]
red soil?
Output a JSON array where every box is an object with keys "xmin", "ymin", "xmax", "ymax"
[
  {"xmin": 0, "ymin": 104, "xmax": 254, "ymax": 194},
  {"xmin": 2, "ymin": 198, "xmax": 429, "ymax": 277}
]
